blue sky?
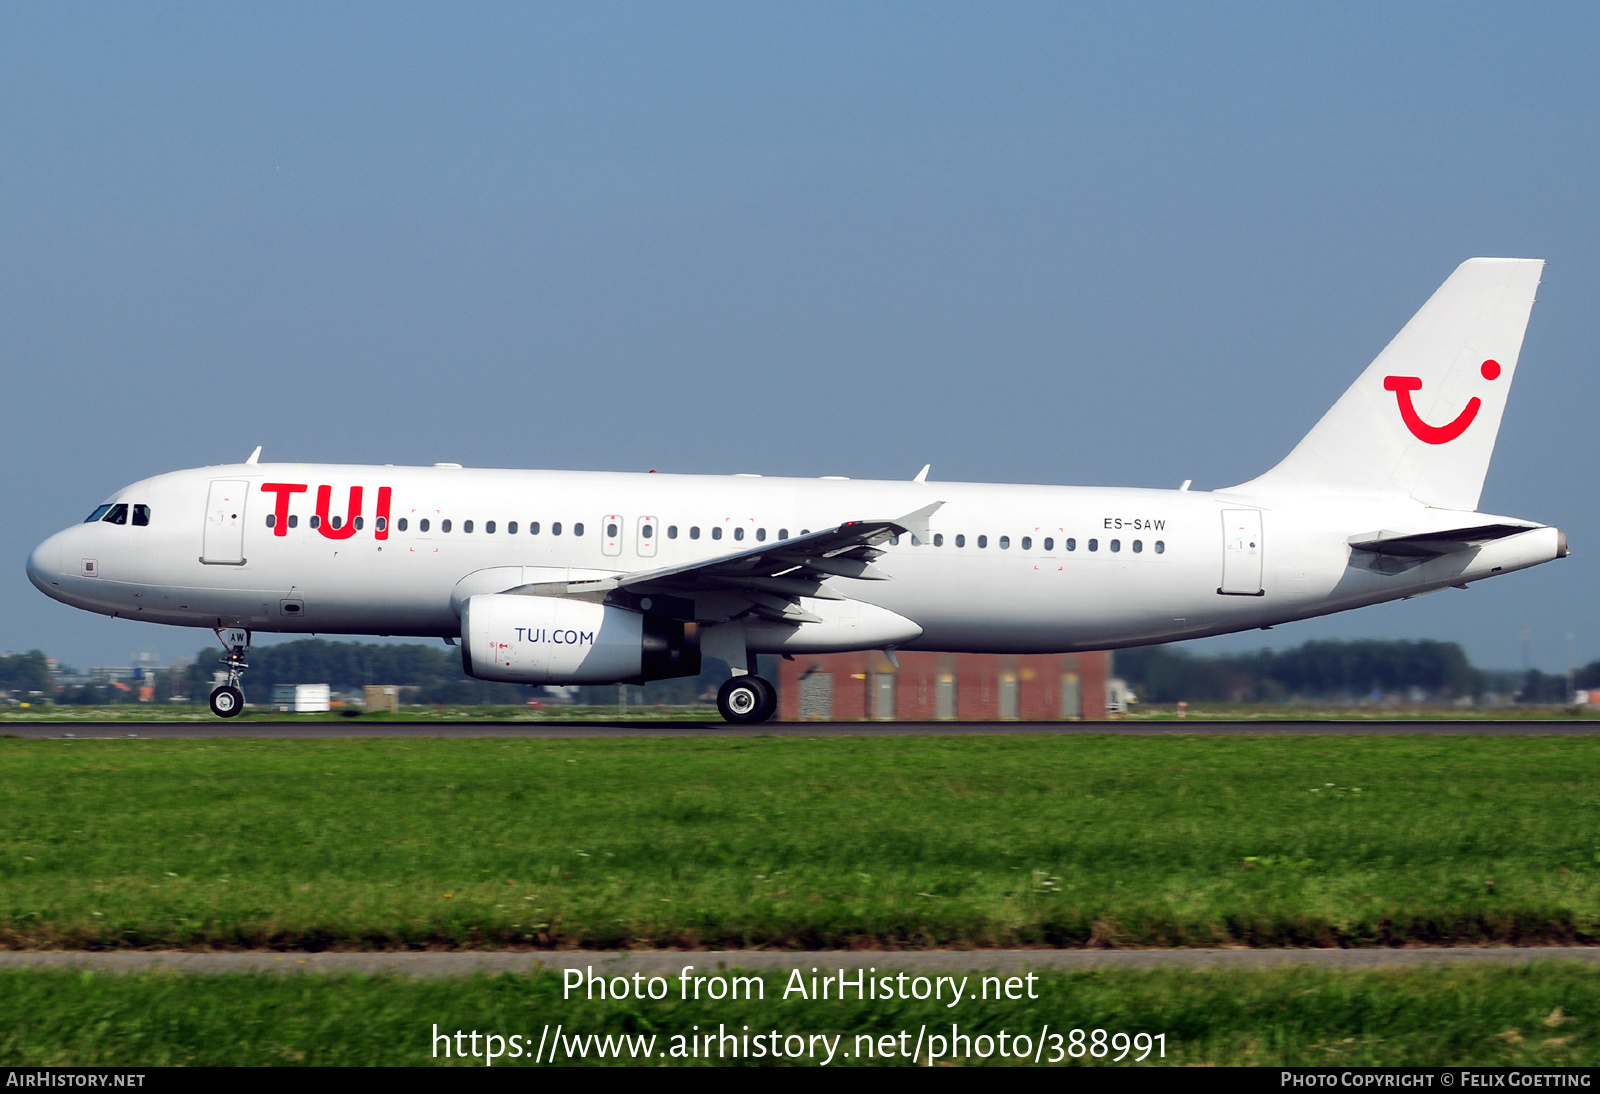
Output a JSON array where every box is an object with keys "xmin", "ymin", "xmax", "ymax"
[{"xmin": 2, "ymin": 3, "xmax": 1596, "ymax": 671}]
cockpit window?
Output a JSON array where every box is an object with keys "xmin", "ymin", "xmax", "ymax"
[
  {"xmin": 84, "ymin": 505, "xmax": 113, "ymax": 523},
  {"xmin": 132, "ymin": 504, "xmax": 151, "ymax": 527},
  {"xmin": 101, "ymin": 504, "xmax": 129, "ymax": 525}
]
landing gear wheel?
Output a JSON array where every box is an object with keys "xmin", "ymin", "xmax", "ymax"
[
  {"xmin": 717, "ymin": 675, "xmax": 774, "ymax": 724},
  {"xmin": 209, "ymin": 685, "xmax": 244, "ymax": 718},
  {"xmin": 751, "ymin": 675, "xmax": 777, "ymax": 722}
]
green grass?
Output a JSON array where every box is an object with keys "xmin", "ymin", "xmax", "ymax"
[
  {"xmin": 1, "ymin": 735, "xmax": 1599, "ymax": 949},
  {"xmin": 3, "ymin": 965, "xmax": 1598, "ymax": 1066}
]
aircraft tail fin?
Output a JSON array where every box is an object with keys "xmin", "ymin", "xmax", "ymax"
[{"xmin": 1233, "ymin": 258, "xmax": 1543, "ymax": 511}]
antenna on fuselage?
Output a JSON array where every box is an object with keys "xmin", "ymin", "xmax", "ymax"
[
  {"xmin": 245, "ymin": 446, "xmax": 262, "ymax": 465},
  {"xmin": 913, "ymin": 464, "xmax": 931, "ymax": 483}
]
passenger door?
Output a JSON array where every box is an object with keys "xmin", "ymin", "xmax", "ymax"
[
  {"xmin": 1219, "ymin": 509, "xmax": 1264, "ymax": 595},
  {"xmin": 202, "ymin": 480, "xmax": 248, "ymax": 565}
]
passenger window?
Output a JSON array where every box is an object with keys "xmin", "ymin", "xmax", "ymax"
[
  {"xmin": 933, "ymin": 533, "xmax": 944, "ymax": 546},
  {"xmin": 419, "ymin": 518, "xmax": 429, "ymax": 532},
  {"xmin": 734, "ymin": 527, "xmax": 745, "ymax": 541},
  {"xmin": 756, "ymin": 528, "xmax": 766, "ymax": 542},
  {"xmin": 397, "ymin": 518, "xmax": 407, "ymax": 532},
  {"xmin": 1110, "ymin": 539, "xmax": 1121, "ymax": 552},
  {"xmin": 463, "ymin": 520, "xmax": 473, "ymax": 533},
  {"xmin": 310, "ymin": 515, "xmax": 321, "ymax": 530},
  {"xmin": 999, "ymin": 536, "xmax": 1010, "ymax": 549},
  {"xmin": 289, "ymin": 514, "xmax": 300, "ymax": 529},
  {"xmin": 978, "ymin": 535, "xmax": 988, "ymax": 548},
  {"xmin": 1043, "ymin": 537, "xmax": 1053, "ymax": 551},
  {"xmin": 486, "ymin": 521, "xmax": 495, "ymax": 534},
  {"xmin": 1021, "ymin": 536, "xmax": 1031, "ymax": 550},
  {"xmin": 712, "ymin": 527, "xmax": 723, "ymax": 540},
  {"xmin": 442, "ymin": 520, "xmax": 452, "ymax": 533},
  {"xmin": 607, "ymin": 522, "xmax": 619, "ymax": 538},
  {"xmin": 910, "ymin": 535, "xmax": 920, "ymax": 546},
  {"xmin": 102, "ymin": 504, "xmax": 128, "ymax": 525},
  {"xmin": 667, "ymin": 525, "xmax": 678, "ymax": 539},
  {"xmin": 890, "ymin": 534, "xmax": 899, "ymax": 545},
  {"xmin": 530, "ymin": 522, "xmax": 540, "ymax": 535},
  {"xmin": 1088, "ymin": 538, "xmax": 1098, "ymax": 552},
  {"xmin": 376, "ymin": 517, "xmax": 388, "ymax": 532},
  {"xmin": 84, "ymin": 505, "xmax": 113, "ymax": 523},
  {"xmin": 552, "ymin": 522, "xmax": 562, "ymax": 536},
  {"xmin": 574, "ymin": 523, "xmax": 584, "ymax": 536},
  {"xmin": 1132, "ymin": 539, "xmax": 1142, "ymax": 553},
  {"xmin": 801, "ymin": 529, "xmax": 811, "ymax": 535},
  {"xmin": 1154, "ymin": 540, "xmax": 1165, "ymax": 554},
  {"xmin": 266, "ymin": 514, "xmax": 276, "ymax": 529},
  {"xmin": 132, "ymin": 504, "xmax": 150, "ymax": 527},
  {"xmin": 354, "ymin": 516, "xmax": 364, "ymax": 530},
  {"xmin": 1066, "ymin": 537, "xmax": 1075, "ymax": 551},
  {"xmin": 507, "ymin": 522, "xmax": 516, "ymax": 534},
  {"xmin": 690, "ymin": 527, "xmax": 700, "ymax": 540},
  {"xmin": 642, "ymin": 524, "xmax": 652, "ymax": 539},
  {"xmin": 778, "ymin": 528, "xmax": 787, "ymax": 540},
  {"xmin": 955, "ymin": 534, "xmax": 965, "ymax": 547},
  {"xmin": 331, "ymin": 516, "xmax": 343, "ymax": 530}
]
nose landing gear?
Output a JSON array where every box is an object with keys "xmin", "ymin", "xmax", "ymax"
[
  {"xmin": 716, "ymin": 674, "xmax": 776, "ymax": 724},
  {"xmin": 208, "ymin": 627, "xmax": 250, "ymax": 719}
]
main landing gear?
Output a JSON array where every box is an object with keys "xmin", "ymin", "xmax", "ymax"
[
  {"xmin": 716, "ymin": 674, "xmax": 776, "ymax": 724},
  {"xmin": 208, "ymin": 627, "xmax": 250, "ymax": 719}
]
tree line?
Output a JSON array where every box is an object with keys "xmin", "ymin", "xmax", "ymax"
[
  {"xmin": 1114, "ymin": 639, "xmax": 1600, "ymax": 703},
  {"xmin": 0, "ymin": 651, "xmax": 53, "ymax": 699}
]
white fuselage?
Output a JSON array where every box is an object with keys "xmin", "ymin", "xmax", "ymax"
[{"xmin": 26, "ymin": 462, "xmax": 1563, "ymax": 654}]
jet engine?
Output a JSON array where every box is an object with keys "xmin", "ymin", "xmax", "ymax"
[{"xmin": 460, "ymin": 593, "xmax": 699, "ymax": 685}]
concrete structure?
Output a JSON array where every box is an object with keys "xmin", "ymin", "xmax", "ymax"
[
  {"xmin": 777, "ymin": 651, "xmax": 1110, "ymax": 721},
  {"xmin": 362, "ymin": 685, "xmax": 402, "ymax": 713}
]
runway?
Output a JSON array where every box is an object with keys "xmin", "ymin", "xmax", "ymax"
[
  {"xmin": 2, "ymin": 719, "xmax": 1599, "ymax": 738},
  {"xmin": 4, "ymin": 948, "xmax": 1598, "ymax": 976}
]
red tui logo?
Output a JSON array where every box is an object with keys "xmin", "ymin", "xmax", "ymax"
[
  {"xmin": 1383, "ymin": 360, "xmax": 1500, "ymax": 445},
  {"xmin": 260, "ymin": 483, "xmax": 392, "ymax": 539}
]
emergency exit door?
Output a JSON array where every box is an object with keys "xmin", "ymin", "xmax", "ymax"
[
  {"xmin": 202, "ymin": 480, "xmax": 248, "ymax": 565},
  {"xmin": 1219, "ymin": 509, "xmax": 1263, "ymax": 595}
]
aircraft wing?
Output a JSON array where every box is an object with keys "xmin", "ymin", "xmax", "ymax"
[{"xmin": 507, "ymin": 501, "xmax": 943, "ymax": 624}]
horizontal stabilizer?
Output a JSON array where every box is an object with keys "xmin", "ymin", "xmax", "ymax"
[{"xmin": 1348, "ymin": 522, "xmax": 1538, "ymax": 559}]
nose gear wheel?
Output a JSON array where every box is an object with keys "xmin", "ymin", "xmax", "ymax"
[
  {"xmin": 209, "ymin": 685, "xmax": 244, "ymax": 718},
  {"xmin": 207, "ymin": 628, "xmax": 251, "ymax": 718}
]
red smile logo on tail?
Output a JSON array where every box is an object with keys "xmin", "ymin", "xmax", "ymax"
[{"xmin": 1383, "ymin": 359, "xmax": 1501, "ymax": 445}]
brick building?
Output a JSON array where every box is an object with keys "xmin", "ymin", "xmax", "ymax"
[{"xmin": 776, "ymin": 650, "xmax": 1111, "ymax": 721}]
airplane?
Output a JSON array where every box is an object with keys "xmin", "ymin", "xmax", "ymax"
[{"xmin": 27, "ymin": 258, "xmax": 1566, "ymax": 722}]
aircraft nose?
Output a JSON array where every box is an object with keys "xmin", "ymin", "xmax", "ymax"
[{"xmin": 26, "ymin": 533, "xmax": 63, "ymax": 593}]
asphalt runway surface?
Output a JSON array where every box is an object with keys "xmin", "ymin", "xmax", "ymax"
[
  {"xmin": 4, "ymin": 948, "xmax": 1599, "ymax": 976},
  {"xmin": 3, "ymin": 719, "xmax": 1599, "ymax": 738}
]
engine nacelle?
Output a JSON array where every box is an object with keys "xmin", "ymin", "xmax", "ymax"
[{"xmin": 461, "ymin": 593, "xmax": 699, "ymax": 685}]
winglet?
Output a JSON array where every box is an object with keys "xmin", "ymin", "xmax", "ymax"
[
  {"xmin": 913, "ymin": 464, "xmax": 931, "ymax": 483},
  {"xmin": 245, "ymin": 446, "xmax": 262, "ymax": 465},
  {"xmin": 892, "ymin": 500, "xmax": 944, "ymax": 540}
]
